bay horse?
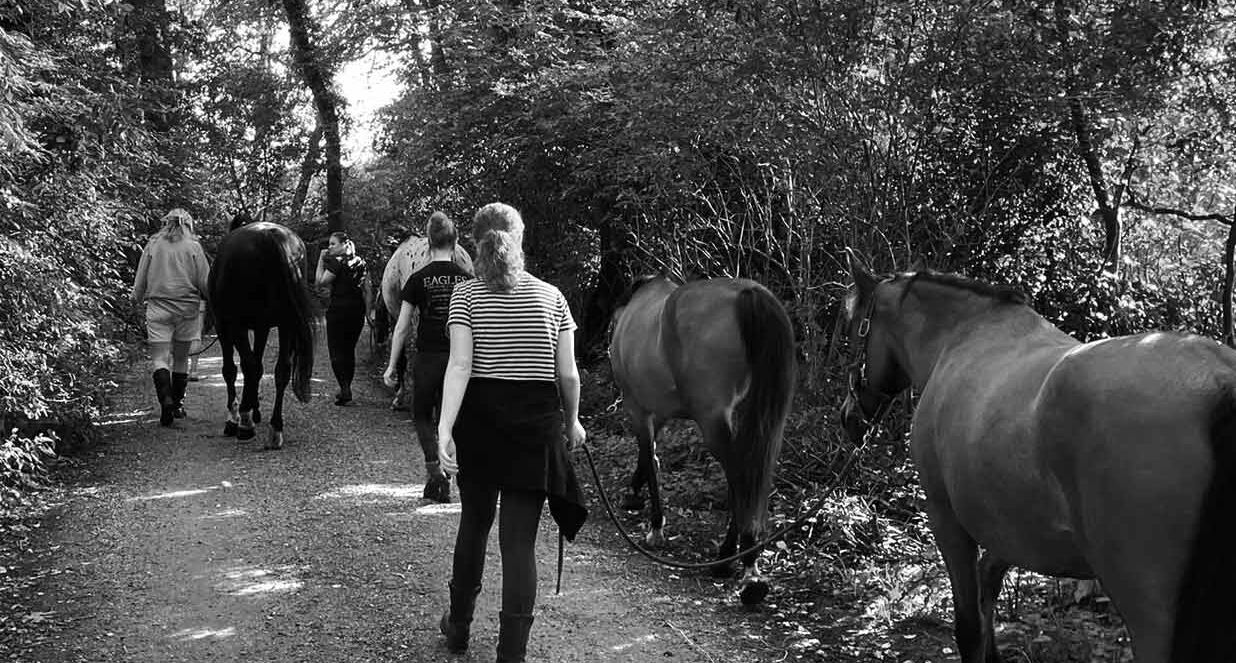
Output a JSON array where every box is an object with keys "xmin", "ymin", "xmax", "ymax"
[
  {"xmin": 841, "ymin": 253, "xmax": 1236, "ymax": 662},
  {"xmin": 609, "ymin": 275, "xmax": 796, "ymax": 605},
  {"xmin": 208, "ymin": 222, "xmax": 316, "ymax": 449}
]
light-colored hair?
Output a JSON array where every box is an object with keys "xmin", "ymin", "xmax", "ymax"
[
  {"xmin": 427, "ymin": 211, "xmax": 457, "ymax": 250},
  {"xmin": 159, "ymin": 208, "xmax": 195, "ymax": 242},
  {"xmin": 472, "ymin": 202, "xmax": 525, "ymax": 292}
]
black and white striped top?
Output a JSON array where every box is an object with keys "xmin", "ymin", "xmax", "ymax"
[{"xmin": 447, "ymin": 273, "xmax": 576, "ymax": 382}]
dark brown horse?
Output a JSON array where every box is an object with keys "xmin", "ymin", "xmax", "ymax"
[
  {"xmin": 842, "ymin": 253, "xmax": 1236, "ymax": 662},
  {"xmin": 208, "ymin": 222, "xmax": 316, "ymax": 449},
  {"xmin": 609, "ymin": 275, "xmax": 796, "ymax": 604}
]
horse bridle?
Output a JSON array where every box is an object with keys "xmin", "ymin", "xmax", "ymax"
[{"xmin": 846, "ymin": 278, "xmax": 899, "ymax": 440}]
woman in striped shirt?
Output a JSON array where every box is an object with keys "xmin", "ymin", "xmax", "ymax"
[{"xmin": 436, "ymin": 202, "xmax": 586, "ymax": 663}]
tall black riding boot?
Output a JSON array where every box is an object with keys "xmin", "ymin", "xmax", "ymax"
[
  {"xmin": 152, "ymin": 369, "xmax": 174, "ymax": 426},
  {"xmin": 171, "ymin": 372, "xmax": 189, "ymax": 419},
  {"xmin": 496, "ymin": 611, "xmax": 535, "ymax": 662},
  {"xmin": 439, "ymin": 581, "xmax": 482, "ymax": 653}
]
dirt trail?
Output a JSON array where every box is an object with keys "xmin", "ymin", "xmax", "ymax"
[{"xmin": 1, "ymin": 335, "xmax": 794, "ymax": 662}]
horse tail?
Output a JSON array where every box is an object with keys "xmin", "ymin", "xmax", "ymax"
[
  {"xmin": 732, "ymin": 285, "xmax": 796, "ymax": 535},
  {"xmin": 286, "ymin": 246, "xmax": 316, "ymax": 404},
  {"xmin": 256, "ymin": 229, "xmax": 316, "ymax": 403},
  {"xmin": 1170, "ymin": 388, "xmax": 1236, "ymax": 661}
]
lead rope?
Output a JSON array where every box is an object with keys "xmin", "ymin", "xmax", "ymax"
[{"xmin": 577, "ymin": 433, "xmax": 873, "ymax": 571}]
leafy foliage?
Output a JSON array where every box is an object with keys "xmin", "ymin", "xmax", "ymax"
[
  {"xmin": 7, "ymin": 0, "xmax": 1236, "ymax": 656},
  {"xmin": 1, "ymin": 4, "xmax": 154, "ymax": 448}
]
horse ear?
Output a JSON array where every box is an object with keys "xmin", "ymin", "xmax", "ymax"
[{"xmin": 845, "ymin": 248, "xmax": 877, "ymax": 294}]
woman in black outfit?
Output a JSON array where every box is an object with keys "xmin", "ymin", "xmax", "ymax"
[
  {"xmin": 436, "ymin": 203, "xmax": 587, "ymax": 662},
  {"xmin": 315, "ymin": 232, "xmax": 373, "ymax": 405}
]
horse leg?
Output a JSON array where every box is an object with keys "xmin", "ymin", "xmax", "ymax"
[
  {"xmin": 702, "ymin": 416, "xmax": 745, "ymax": 581},
  {"xmin": 930, "ymin": 508, "xmax": 988, "ymax": 663},
  {"xmin": 622, "ymin": 455, "xmax": 648, "ymax": 512},
  {"xmin": 235, "ymin": 328, "xmax": 262, "ymax": 441},
  {"xmin": 220, "ymin": 335, "xmax": 240, "ymax": 437},
  {"xmin": 635, "ymin": 414, "xmax": 667, "ymax": 547},
  {"xmin": 715, "ymin": 496, "xmax": 739, "ymax": 579},
  {"xmin": 250, "ymin": 327, "xmax": 268, "ymax": 424},
  {"xmin": 721, "ymin": 480, "xmax": 774, "ymax": 605},
  {"xmin": 266, "ymin": 325, "xmax": 293, "ymax": 450},
  {"xmin": 620, "ymin": 405, "xmax": 653, "ymax": 511},
  {"xmin": 977, "ymin": 551, "xmax": 1010, "ymax": 663}
]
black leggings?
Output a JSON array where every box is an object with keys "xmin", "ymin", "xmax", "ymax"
[
  {"xmin": 451, "ymin": 481, "xmax": 545, "ymax": 615},
  {"xmin": 325, "ymin": 305, "xmax": 365, "ymax": 390},
  {"xmin": 412, "ymin": 351, "xmax": 449, "ymax": 463}
]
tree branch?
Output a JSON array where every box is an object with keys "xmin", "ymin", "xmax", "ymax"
[
  {"xmin": 1124, "ymin": 192, "xmax": 1235, "ymax": 346},
  {"xmin": 1123, "ymin": 197, "xmax": 1231, "ymax": 226}
]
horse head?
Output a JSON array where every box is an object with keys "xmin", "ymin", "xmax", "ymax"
[
  {"xmin": 229, "ymin": 210, "xmax": 255, "ymax": 232},
  {"xmin": 840, "ymin": 249, "xmax": 910, "ymax": 445}
]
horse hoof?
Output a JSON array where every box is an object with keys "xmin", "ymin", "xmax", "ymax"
[
  {"xmin": 645, "ymin": 529, "xmax": 667, "ymax": 548},
  {"xmin": 620, "ymin": 494, "xmax": 645, "ymax": 511},
  {"xmin": 738, "ymin": 579, "xmax": 770, "ymax": 605},
  {"xmin": 223, "ymin": 421, "xmax": 238, "ymax": 437},
  {"xmin": 710, "ymin": 561, "xmax": 735, "ymax": 579},
  {"xmin": 236, "ymin": 426, "xmax": 256, "ymax": 441},
  {"xmin": 265, "ymin": 432, "xmax": 283, "ymax": 450}
]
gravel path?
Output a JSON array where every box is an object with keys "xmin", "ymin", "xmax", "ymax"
[{"xmin": 1, "ymin": 333, "xmax": 793, "ymax": 662}]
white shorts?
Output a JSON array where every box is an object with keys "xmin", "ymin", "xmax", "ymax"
[{"xmin": 146, "ymin": 303, "xmax": 203, "ymax": 344}]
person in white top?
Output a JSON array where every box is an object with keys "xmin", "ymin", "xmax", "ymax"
[
  {"xmin": 130, "ymin": 208, "xmax": 210, "ymax": 426},
  {"xmin": 435, "ymin": 202, "xmax": 587, "ymax": 663}
]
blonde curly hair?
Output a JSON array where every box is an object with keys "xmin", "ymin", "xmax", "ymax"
[{"xmin": 472, "ymin": 203, "xmax": 525, "ymax": 292}]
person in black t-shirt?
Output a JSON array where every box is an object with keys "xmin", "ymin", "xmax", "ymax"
[
  {"xmin": 316, "ymin": 231, "xmax": 374, "ymax": 406},
  {"xmin": 383, "ymin": 212, "xmax": 472, "ymax": 502}
]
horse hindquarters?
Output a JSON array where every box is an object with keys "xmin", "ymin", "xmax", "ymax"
[
  {"xmin": 1166, "ymin": 393, "xmax": 1236, "ymax": 662},
  {"xmin": 1073, "ymin": 406, "xmax": 1234, "ymax": 663}
]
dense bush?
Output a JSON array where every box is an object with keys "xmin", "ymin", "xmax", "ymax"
[{"xmin": 0, "ymin": 3, "xmax": 176, "ymax": 504}]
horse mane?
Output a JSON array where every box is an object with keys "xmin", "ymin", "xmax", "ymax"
[{"xmin": 900, "ymin": 270, "xmax": 1028, "ymax": 306}]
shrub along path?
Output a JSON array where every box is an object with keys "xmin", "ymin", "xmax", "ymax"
[{"xmin": 0, "ymin": 332, "xmax": 799, "ymax": 662}]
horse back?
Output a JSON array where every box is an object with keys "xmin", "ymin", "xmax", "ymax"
[
  {"xmin": 1034, "ymin": 332, "xmax": 1235, "ymax": 491},
  {"xmin": 210, "ymin": 222, "xmax": 307, "ymax": 328},
  {"xmin": 609, "ymin": 277, "xmax": 683, "ymax": 417},
  {"xmin": 918, "ymin": 328, "xmax": 1236, "ymax": 579}
]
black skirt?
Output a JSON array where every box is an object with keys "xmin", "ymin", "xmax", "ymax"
[{"xmin": 454, "ymin": 378, "xmax": 561, "ymax": 493}]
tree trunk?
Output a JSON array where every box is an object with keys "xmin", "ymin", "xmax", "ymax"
[
  {"xmin": 1224, "ymin": 219, "xmax": 1236, "ymax": 348},
  {"xmin": 291, "ymin": 124, "xmax": 324, "ymax": 224},
  {"xmin": 1072, "ymin": 99, "xmax": 1121, "ymax": 277},
  {"xmin": 1054, "ymin": 0, "xmax": 1121, "ymax": 278},
  {"xmin": 282, "ymin": 0, "xmax": 344, "ymax": 233},
  {"xmin": 117, "ymin": 0, "xmax": 175, "ymax": 132}
]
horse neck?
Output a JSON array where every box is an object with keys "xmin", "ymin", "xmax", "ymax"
[{"xmin": 888, "ymin": 285, "xmax": 1020, "ymax": 389}]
